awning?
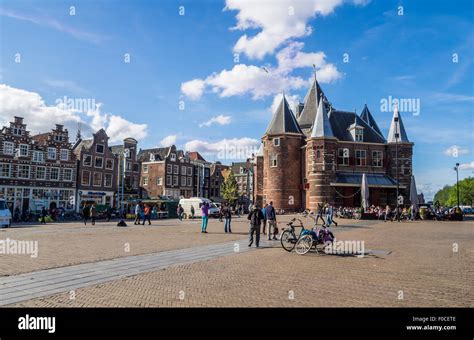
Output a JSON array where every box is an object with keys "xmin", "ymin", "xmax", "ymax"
[{"xmin": 330, "ymin": 173, "xmax": 405, "ymax": 189}]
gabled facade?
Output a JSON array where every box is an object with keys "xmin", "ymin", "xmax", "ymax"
[
  {"xmin": 73, "ymin": 129, "xmax": 117, "ymax": 210},
  {"xmin": 111, "ymin": 138, "xmax": 141, "ymax": 202},
  {"xmin": 256, "ymin": 75, "xmax": 415, "ymax": 211},
  {"xmin": 0, "ymin": 117, "xmax": 77, "ymax": 213}
]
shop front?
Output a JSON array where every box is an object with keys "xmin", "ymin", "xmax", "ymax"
[
  {"xmin": 0, "ymin": 186, "xmax": 76, "ymax": 213},
  {"xmin": 77, "ymin": 190, "xmax": 114, "ymax": 211}
]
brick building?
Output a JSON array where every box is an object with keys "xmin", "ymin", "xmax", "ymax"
[
  {"xmin": 231, "ymin": 161, "xmax": 253, "ymax": 207},
  {"xmin": 189, "ymin": 151, "xmax": 211, "ymax": 198},
  {"xmin": 138, "ymin": 145, "xmax": 194, "ymax": 199},
  {"xmin": 111, "ymin": 138, "xmax": 141, "ymax": 203},
  {"xmin": 255, "ymin": 75, "xmax": 414, "ymax": 212},
  {"xmin": 0, "ymin": 117, "xmax": 77, "ymax": 213},
  {"xmin": 209, "ymin": 162, "xmax": 229, "ymax": 201},
  {"xmin": 73, "ymin": 128, "xmax": 117, "ymax": 210}
]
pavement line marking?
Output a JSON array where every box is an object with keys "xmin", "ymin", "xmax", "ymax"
[{"xmin": 0, "ymin": 238, "xmax": 272, "ymax": 306}]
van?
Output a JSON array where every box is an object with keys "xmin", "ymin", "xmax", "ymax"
[
  {"xmin": 178, "ymin": 197, "xmax": 220, "ymax": 218},
  {"xmin": 0, "ymin": 199, "xmax": 12, "ymax": 228}
]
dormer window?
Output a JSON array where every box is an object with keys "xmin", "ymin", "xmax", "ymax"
[
  {"xmin": 170, "ymin": 153, "xmax": 176, "ymax": 161},
  {"xmin": 273, "ymin": 138, "xmax": 280, "ymax": 147},
  {"xmin": 12, "ymin": 128, "xmax": 22, "ymax": 136},
  {"xmin": 54, "ymin": 135, "xmax": 63, "ymax": 142},
  {"xmin": 355, "ymin": 128, "xmax": 363, "ymax": 142},
  {"xmin": 150, "ymin": 154, "xmax": 155, "ymax": 161}
]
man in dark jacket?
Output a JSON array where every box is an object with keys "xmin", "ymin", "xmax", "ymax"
[
  {"xmin": 248, "ymin": 204, "xmax": 264, "ymax": 247},
  {"xmin": 222, "ymin": 203, "xmax": 232, "ymax": 233},
  {"xmin": 265, "ymin": 201, "xmax": 277, "ymax": 240}
]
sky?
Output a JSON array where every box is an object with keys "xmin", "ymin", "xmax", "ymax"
[{"xmin": 0, "ymin": 0, "xmax": 473, "ymax": 200}]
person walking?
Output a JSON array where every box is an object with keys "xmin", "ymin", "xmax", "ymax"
[
  {"xmin": 261, "ymin": 203, "xmax": 268, "ymax": 235},
  {"xmin": 106, "ymin": 206, "xmax": 112, "ymax": 222},
  {"xmin": 134, "ymin": 203, "xmax": 142, "ymax": 225},
  {"xmin": 248, "ymin": 204, "xmax": 264, "ymax": 247},
  {"xmin": 316, "ymin": 202, "xmax": 326, "ymax": 225},
  {"xmin": 201, "ymin": 202, "xmax": 209, "ymax": 233},
  {"xmin": 218, "ymin": 204, "xmax": 223, "ymax": 222},
  {"xmin": 222, "ymin": 202, "xmax": 232, "ymax": 233},
  {"xmin": 82, "ymin": 203, "xmax": 89, "ymax": 226},
  {"xmin": 265, "ymin": 201, "xmax": 277, "ymax": 240},
  {"xmin": 326, "ymin": 204, "xmax": 338, "ymax": 227},
  {"xmin": 41, "ymin": 206, "xmax": 47, "ymax": 224},
  {"xmin": 90, "ymin": 203, "xmax": 97, "ymax": 225},
  {"xmin": 177, "ymin": 204, "xmax": 184, "ymax": 221},
  {"xmin": 142, "ymin": 204, "xmax": 151, "ymax": 225},
  {"xmin": 190, "ymin": 205, "xmax": 195, "ymax": 219}
]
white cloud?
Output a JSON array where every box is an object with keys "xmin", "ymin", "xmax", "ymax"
[
  {"xmin": 199, "ymin": 115, "xmax": 232, "ymax": 127},
  {"xmin": 160, "ymin": 135, "xmax": 177, "ymax": 147},
  {"xmin": 270, "ymin": 93, "xmax": 300, "ymax": 114},
  {"xmin": 181, "ymin": 79, "xmax": 206, "ymax": 100},
  {"xmin": 459, "ymin": 162, "xmax": 474, "ymax": 170},
  {"xmin": 225, "ymin": 0, "xmax": 346, "ymax": 59},
  {"xmin": 184, "ymin": 137, "xmax": 260, "ymax": 160},
  {"xmin": 0, "ymin": 84, "xmax": 147, "ymax": 143},
  {"xmin": 181, "ymin": 42, "xmax": 341, "ymax": 100},
  {"xmin": 443, "ymin": 145, "xmax": 469, "ymax": 157}
]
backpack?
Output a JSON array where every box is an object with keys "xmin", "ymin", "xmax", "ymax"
[{"xmin": 250, "ymin": 210, "xmax": 259, "ymax": 226}]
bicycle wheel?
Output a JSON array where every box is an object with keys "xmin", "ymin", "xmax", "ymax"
[
  {"xmin": 280, "ymin": 229, "xmax": 297, "ymax": 252},
  {"xmin": 295, "ymin": 235, "xmax": 313, "ymax": 255}
]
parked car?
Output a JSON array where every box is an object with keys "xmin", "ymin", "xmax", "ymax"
[
  {"xmin": 178, "ymin": 197, "xmax": 220, "ymax": 218},
  {"xmin": 0, "ymin": 199, "xmax": 12, "ymax": 228}
]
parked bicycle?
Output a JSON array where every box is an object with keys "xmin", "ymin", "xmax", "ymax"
[
  {"xmin": 280, "ymin": 218, "xmax": 306, "ymax": 252},
  {"xmin": 295, "ymin": 224, "xmax": 335, "ymax": 255}
]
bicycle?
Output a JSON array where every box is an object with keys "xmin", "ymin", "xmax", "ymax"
[{"xmin": 280, "ymin": 217, "xmax": 307, "ymax": 252}]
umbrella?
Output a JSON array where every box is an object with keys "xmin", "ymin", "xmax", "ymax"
[
  {"xmin": 361, "ymin": 173, "xmax": 369, "ymax": 211},
  {"xmin": 409, "ymin": 175, "xmax": 418, "ymax": 210}
]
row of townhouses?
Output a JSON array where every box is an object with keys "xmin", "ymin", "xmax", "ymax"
[{"xmin": 0, "ymin": 116, "xmax": 238, "ymax": 214}]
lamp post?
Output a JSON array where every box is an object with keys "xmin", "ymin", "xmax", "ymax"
[
  {"xmin": 454, "ymin": 163, "xmax": 460, "ymax": 209},
  {"xmin": 394, "ymin": 106, "xmax": 400, "ymax": 222}
]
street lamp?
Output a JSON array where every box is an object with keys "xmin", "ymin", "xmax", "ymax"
[
  {"xmin": 116, "ymin": 148, "xmax": 129, "ymax": 226},
  {"xmin": 394, "ymin": 105, "xmax": 401, "ymax": 222},
  {"xmin": 454, "ymin": 163, "xmax": 460, "ymax": 209}
]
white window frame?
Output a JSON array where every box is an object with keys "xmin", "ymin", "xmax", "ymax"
[
  {"xmin": 157, "ymin": 177, "xmax": 163, "ymax": 186},
  {"xmin": 93, "ymin": 172, "xmax": 102, "ymax": 187},
  {"xmin": 33, "ymin": 151, "xmax": 44, "ymax": 163},
  {"xmin": 338, "ymin": 148, "xmax": 349, "ymax": 166},
  {"xmin": 105, "ymin": 158, "xmax": 114, "ymax": 170},
  {"xmin": 187, "ymin": 166, "xmax": 192, "ymax": 176},
  {"xmin": 96, "ymin": 144, "xmax": 105, "ymax": 154},
  {"xmin": 173, "ymin": 175, "xmax": 178, "ymax": 186},
  {"xmin": 187, "ymin": 177, "xmax": 192, "ymax": 187},
  {"xmin": 63, "ymin": 168, "xmax": 73, "ymax": 181},
  {"xmin": 181, "ymin": 165, "xmax": 186, "ymax": 174},
  {"xmin": 3, "ymin": 141, "xmax": 14, "ymax": 155},
  {"xmin": 372, "ymin": 150, "xmax": 383, "ymax": 167},
  {"xmin": 83, "ymin": 154, "xmax": 92, "ymax": 167},
  {"xmin": 273, "ymin": 137, "xmax": 280, "ymax": 147},
  {"xmin": 47, "ymin": 147, "xmax": 57, "ymax": 160},
  {"xmin": 173, "ymin": 165, "xmax": 179, "ymax": 174},
  {"xmin": 81, "ymin": 170, "xmax": 91, "ymax": 186},
  {"xmin": 94, "ymin": 156, "xmax": 103, "ymax": 168},
  {"xmin": 19, "ymin": 144, "xmax": 29, "ymax": 157},
  {"xmin": 166, "ymin": 175, "xmax": 172, "ymax": 186},
  {"xmin": 104, "ymin": 173, "xmax": 113, "ymax": 187},
  {"xmin": 60, "ymin": 149, "xmax": 69, "ymax": 161},
  {"xmin": 167, "ymin": 164, "xmax": 172, "ymax": 173},
  {"xmin": 355, "ymin": 129, "xmax": 363, "ymax": 142},
  {"xmin": 143, "ymin": 164, "xmax": 149, "ymax": 173},
  {"xmin": 143, "ymin": 177, "xmax": 148, "ymax": 186},
  {"xmin": 12, "ymin": 128, "xmax": 22, "ymax": 136},
  {"xmin": 355, "ymin": 150, "xmax": 367, "ymax": 166},
  {"xmin": 50, "ymin": 167, "xmax": 60, "ymax": 181},
  {"xmin": 0, "ymin": 163, "xmax": 11, "ymax": 178},
  {"xmin": 36, "ymin": 166, "xmax": 46, "ymax": 180},
  {"xmin": 17, "ymin": 165, "xmax": 30, "ymax": 179},
  {"xmin": 181, "ymin": 176, "xmax": 186, "ymax": 186},
  {"xmin": 270, "ymin": 155, "xmax": 278, "ymax": 168},
  {"xmin": 170, "ymin": 153, "xmax": 176, "ymax": 161}
]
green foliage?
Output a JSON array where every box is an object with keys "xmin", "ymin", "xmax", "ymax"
[
  {"xmin": 434, "ymin": 177, "xmax": 474, "ymax": 206},
  {"xmin": 221, "ymin": 171, "xmax": 238, "ymax": 203}
]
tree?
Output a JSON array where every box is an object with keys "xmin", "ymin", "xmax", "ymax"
[
  {"xmin": 433, "ymin": 177, "xmax": 474, "ymax": 206},
  {"xmin": 221, "ymin": 170, "xmax": 238, "ymax": 204}
]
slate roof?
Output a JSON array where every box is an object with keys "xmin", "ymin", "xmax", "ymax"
[
  {"xmin": 297, "ymin": 78, "xmax": 330, "ymax": 129},
  {"xmin": 310, "ymin": 94, "xmax": 334, "ymax": 138},
  {"xmin": 360, "ymin": 104, "xmax": 384, "ymax": 139},
  {"xmin": 387, "ymin": 106, "xmax": 410, "ymax": 143},
  {"xmin": 328, "ymin": 110, "xmax": 386, "ymax": 143},
  {"xmin": 138, "ymin": 147, "xmax": 171, "ymax": 162},
  {"xmin": 265, "ymin": 95, "xmax": 303, "ymax": 135}
]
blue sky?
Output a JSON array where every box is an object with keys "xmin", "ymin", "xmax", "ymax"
[{"xmin": 0, "ymin": 0, "xmax": 473, "ymax": 199}]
